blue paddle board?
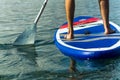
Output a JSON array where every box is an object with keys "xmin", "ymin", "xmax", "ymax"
[{"xmin": 54, "ymin": 16, "xmax": 120, "ymax": 59}]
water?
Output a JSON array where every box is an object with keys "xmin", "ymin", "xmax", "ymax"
[{"xmin": 0, "ymin": 0, "xmax": 120, "ymax": 80}]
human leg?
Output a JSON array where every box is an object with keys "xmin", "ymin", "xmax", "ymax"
[
  {"xmin": 99, "ymin": 0, "xmax": 115, "ymax": 34},
  {"xmin": 65, "ymin": 0, "xmax": 75, "ymax": 39}
]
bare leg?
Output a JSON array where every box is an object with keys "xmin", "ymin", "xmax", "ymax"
[
  {"xmin": 65, "ymin": 0, "xmax": 75, "ymax": 39},
  {"xmin": 99, "ymin": 0, "xmax": 115, "ymax": 34}
]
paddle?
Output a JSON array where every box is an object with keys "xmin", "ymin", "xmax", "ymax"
[{"xmin": 13, "ymin": 0, "xmax": 48, "ymax": 45}]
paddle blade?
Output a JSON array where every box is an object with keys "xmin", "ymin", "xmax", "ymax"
[{"xmin": 13, "ymin": 24, "xmax": 36, "ymax": 45}]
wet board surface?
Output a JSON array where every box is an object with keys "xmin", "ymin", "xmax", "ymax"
[{"xmin": 54, "ymin": 16, "xmax": 120, "ymax": 59}]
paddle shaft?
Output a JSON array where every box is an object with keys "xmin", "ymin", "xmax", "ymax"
[
  {"xmin": 13, "ymin": 0, "xmax": 48, "ymax": 45},
  {"xmin": 34, "ymin": 0, "xmax": 48, "ymax": 25}
]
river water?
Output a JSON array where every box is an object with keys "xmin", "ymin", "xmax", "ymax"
[{"xmin": 0, "ymin": 0, "xmax": 120, "ymax": 80}]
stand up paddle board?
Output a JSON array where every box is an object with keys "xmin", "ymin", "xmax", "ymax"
[{"xmin": 54, "ymin": 16, "xmax": 120, "ymax": 59}]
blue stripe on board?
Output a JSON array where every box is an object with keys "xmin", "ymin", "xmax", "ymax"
[{"xmin": 65, "ymin": 39, "xmax": 118, "ymax": 48}]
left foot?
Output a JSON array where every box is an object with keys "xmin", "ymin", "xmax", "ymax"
[{"xmin": 104, "ymin": 29, "xmax": 115, "ymax": 34}]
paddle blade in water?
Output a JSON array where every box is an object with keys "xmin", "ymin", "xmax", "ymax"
[{"xmin": 13, "ymin": 24, "xmax": 36, "ymax": 45}]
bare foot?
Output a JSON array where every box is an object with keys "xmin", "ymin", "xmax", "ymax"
[
  {"xmin": 65, "ymin": 33, "xmax": 74, "ymax": 40},
  {"xmin": 104, "ymin": 29, "xmax": 115, "ymax": 34}
]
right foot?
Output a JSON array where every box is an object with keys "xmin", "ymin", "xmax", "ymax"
[{"xmin": 65, "ymin": 34, "xmax": 74, "ymax": 40}]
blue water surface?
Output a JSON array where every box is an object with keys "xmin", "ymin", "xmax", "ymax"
[{"xmin": 0, "ymin": 0, "xmax": 120, "ymax": 80}]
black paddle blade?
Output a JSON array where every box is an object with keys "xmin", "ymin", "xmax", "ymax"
[{"xmin": 13, "ymin": 24, "xmax": 36, "ymax": 46}]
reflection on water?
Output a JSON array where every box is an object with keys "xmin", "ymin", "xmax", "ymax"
[
  {"xmin": 0, "ymin": 0, "xmax": 120, "ymax": 80},
  {"xmin": 0, "ymin": 44, "xmax": 37, "ymax": 76}
]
